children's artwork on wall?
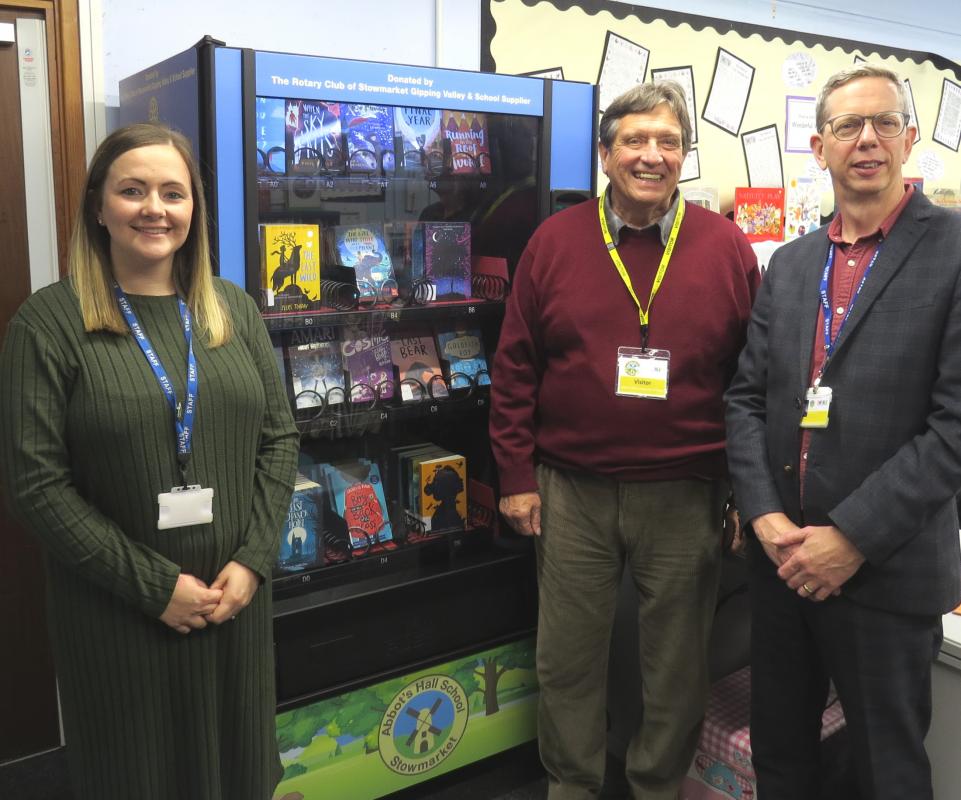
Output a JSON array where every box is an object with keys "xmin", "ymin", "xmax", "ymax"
[
  {"xmin": 741, "ymin": 125, "xmax": 783, "ymax": 188},
  {"xmin": 652, "ymin": 65, "xmax": 698, "ymax": 143},
  {"xmin": 597, "ymin": 31, "xmax": 649, "ymax": 112},
  {"xmin": 933, "ymin": 78, "xmax": 961, "ymax": 152},
  {"xmin": 482, "ymin": 0, "xmax": 961, "ymax": 215}
]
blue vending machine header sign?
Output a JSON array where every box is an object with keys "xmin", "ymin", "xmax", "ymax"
[
  {"xmin": 118, "ymin": 47, "xmax": 201, "ymax": 153},
  {"xmin": 255, "ymin": 52, "xmax": 544, "ymax": 116}
]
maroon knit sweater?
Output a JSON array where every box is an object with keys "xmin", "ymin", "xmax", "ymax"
[{"xmin": 490, "ymin": 198, "xmax": 759, "ymax": 496}]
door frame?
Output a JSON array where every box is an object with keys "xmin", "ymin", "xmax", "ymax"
[{"xmin": 1, "ymin": 0, "xmax": 85, "ymax": 278}]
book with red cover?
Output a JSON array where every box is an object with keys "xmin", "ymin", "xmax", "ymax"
[
  {"xmin": 442, "ymin": 111, "xmax": 492, "ymax": 175},
  {"xmin": 734, "ymin": 187, "xmax": 785, "ymax": 243}
]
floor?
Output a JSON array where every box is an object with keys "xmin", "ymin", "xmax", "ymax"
[
  {"xmin": 0, "ymin": 742, "xmax": 630, "ymax": 800},
  {"xmin": 0, "ymin": 747, "xmax": 72, "ymax": 800},
  {"xmin": 0, "ymin": 734, "xmax": 860, "ymax": 800}
]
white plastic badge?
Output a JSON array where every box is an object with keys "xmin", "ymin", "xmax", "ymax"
[
  {"xmin": 800, "ymin": 386, "xmax": 832, "ymax": 429},
  {"xmin": 615, "ymin": 347, "xmax": 670, "ymax": 399},
  {"xmin": 157, "ymin": 485, "xmax": 214, "ymax": 530}
]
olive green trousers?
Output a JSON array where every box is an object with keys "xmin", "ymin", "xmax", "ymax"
[{"xmin": 534, "ymin": 464, "xmax": 726, "ymax": 800}]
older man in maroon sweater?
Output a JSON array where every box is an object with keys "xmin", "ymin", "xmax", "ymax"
[{"xmin": 490, "ymin": 82, "xmax": 758, "ymax": 800}]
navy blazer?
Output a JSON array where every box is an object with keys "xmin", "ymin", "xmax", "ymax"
[{"xmin": 726, "ymin": 191, "xmax": 961, "ymax": 616}]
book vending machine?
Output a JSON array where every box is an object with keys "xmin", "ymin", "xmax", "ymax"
[{"xmin": 120, "ymin": 38, "xmax": 594, "ymax": 799}]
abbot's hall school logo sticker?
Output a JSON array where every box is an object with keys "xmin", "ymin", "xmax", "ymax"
[{"xmin": 379, "ymin": 674, "xmax": 470, "ymax": 775}]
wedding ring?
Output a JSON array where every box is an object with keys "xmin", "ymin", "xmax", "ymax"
[{"xmin": 802, "ymin": 583, "xmax": 814, "ymax": 595}]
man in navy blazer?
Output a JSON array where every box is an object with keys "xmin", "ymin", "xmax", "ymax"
[{"xmin": 725, "ymin": 64, "xmax": 961, "ymax": 800}]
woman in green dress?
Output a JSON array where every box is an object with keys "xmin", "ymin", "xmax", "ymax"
[{"xmin": 0, "ymin": 124, "xmax": 299, "ymax": 799}]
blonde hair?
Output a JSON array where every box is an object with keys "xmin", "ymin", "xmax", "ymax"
[{"xmin": 69, "ymin": 123, "xmax": 232, "ymax": 346}]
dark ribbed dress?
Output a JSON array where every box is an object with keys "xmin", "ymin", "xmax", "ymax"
[{"xmin": 0, "ymin": 277, "xmax": 299, "ymax": 800}]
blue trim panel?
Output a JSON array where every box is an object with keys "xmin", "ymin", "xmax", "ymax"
[
  {"xmin": 214, "ymin": 49, "xmax": 245, "ymax": 288},
  {"xmin": 255, "ymin": 51, "xmax": 543, "ymax": 116},
  {"xmin": 549, "ymin": 81, "xmax": 595, "ymax": 191}
]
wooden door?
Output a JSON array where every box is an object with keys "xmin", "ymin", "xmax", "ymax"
[{"xmin": 0, "ymin": 0, "xmax": 84, "ymax": 763}]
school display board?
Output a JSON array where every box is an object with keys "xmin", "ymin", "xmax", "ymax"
[{"xmin": 482, "ymin": 0, "xmax": 961, "ymax": 215}]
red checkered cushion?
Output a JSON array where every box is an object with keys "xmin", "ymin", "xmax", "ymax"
[{"xmin": 697, "ymin": 665, "xmax": 846, "ymax": 781}]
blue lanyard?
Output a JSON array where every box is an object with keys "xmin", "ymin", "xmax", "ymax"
[
  {"xmin": 818, "ymin": 241, "xmax": 882, "ymax": 367},
  {"xmin": 113, "ymin": 284, "xmax": 198, "ymax": 485}
]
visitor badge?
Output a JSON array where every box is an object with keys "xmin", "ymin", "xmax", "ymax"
[
  {"xmin": 615, "ymin": 347, "xmax": 670, "ymax": 399},
  {"xmin": 800, "ymin": 386, "xmax": 832, "ymax": 429},
  {"xmin": 158, "ymin": 485, "xmax": 214, "ymax": 530}
]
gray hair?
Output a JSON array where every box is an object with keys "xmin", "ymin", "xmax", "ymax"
[
  {"xmin": 815, "ymin": 64, "xmax": 911, "ymax": 131},
  {"xmin": 598, "ymin": 81, "xmax": 692, "ymax": 154}
]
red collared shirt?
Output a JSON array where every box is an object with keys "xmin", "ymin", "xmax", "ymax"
[{"xmin": 799, "ymin": 185, "xmax": 915, "ymax": 497}]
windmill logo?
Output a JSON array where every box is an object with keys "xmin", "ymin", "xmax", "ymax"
[
  {"xmin": 378, "ymin": 675, "xmax": 469, "ymax": 775},
  {"xmin": 407, "ymin": 697, "xmax": 443, "ymax": 753}
]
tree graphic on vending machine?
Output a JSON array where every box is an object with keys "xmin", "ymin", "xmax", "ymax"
[
  {"xmin": 329, "ymin": 686, "xmax": 388, "ymax": 754},
  {"xmin": 453, "ymin": 640, "xmax": 536, "ymax": 716}
]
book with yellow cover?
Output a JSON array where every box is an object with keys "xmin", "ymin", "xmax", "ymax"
[
  {"xmin": 418, "ymin": 453, "xmax": 467, "ymax": 533},
  {"xmin": 259, "ymin": 223, "xmax": 321, "ymax": 314}
]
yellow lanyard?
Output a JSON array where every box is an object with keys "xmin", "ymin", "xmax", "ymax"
[{"xmin": 598, "ymin": 189, "xmax": 685, "ymax": 345}]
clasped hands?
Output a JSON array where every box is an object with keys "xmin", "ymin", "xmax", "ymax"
[
  {"xmin": 159, "ymin": 560, "xmax": 259, "ymax": 635},
  {"xmin": 752, "ymin": 512, "xmax": 865, "ymax": 602},
  {"xmin": 499, "ymin": 491, "xmax": 542, "ymax": 537}
]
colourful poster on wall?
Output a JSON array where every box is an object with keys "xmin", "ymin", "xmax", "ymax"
[{"xmin": 274, "ymin": 637, "xmax": 538, "ymax": 799}]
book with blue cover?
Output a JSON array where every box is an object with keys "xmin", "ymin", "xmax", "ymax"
[
  {"xmin": 384, "ymin": 221, "xmax": 425, "ymax": 296},
  {"xmin": 410, "ymin": 222, "xmax": 426, "ymax": 282},
  {"xmin": 322, "ymin": 460, "xmax": 393, "ymax": 550},
  {"xmin": 285, "ymin": 99, "xmax": 344, "ymax": 175},
  {"xmin": 333, "ymin": 224, "xmax": 397, "ymax": 301},
  {"xmin": 436, "ymin": 327, "xmax": 491, "ymax": 389},
  {"xmin": 342, "ymin": 103, "xmax": 395, "ymax": 173},
  {"xmin": 275, "ymin": 473, "xmax": 324, "ymax": 575},
  {"xmin": 285, "ymin": 326, "xmax": 346, "ymax": 409},
  {"xmin": 256, "ymin": 96, "xmax": 287, "ymax": 174}
]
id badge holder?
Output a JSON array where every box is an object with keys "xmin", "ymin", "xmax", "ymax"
[
  {"xmin": 615, "ymin": 346, "xmax": 670, "ymax": 399},
  {"xmin": 800, "ymin": 386, "xmax": 832, "ymax": 429},
  {"xmin": 157, "ymin": 485, "xmax": 214, "ymax": 530}
]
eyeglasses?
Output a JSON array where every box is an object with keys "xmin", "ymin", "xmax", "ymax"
[{"xmin": 820, "ymin": 111, "xmax": 909, "ymax": 141}]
